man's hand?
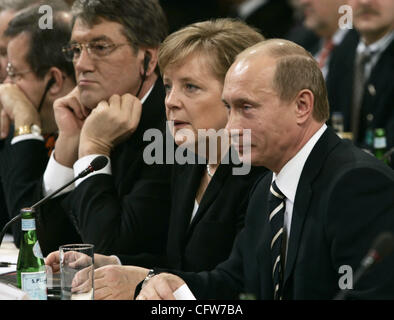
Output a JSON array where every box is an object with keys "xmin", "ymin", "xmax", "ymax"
[
  {"xmin": 94, "ymin": 265, "xmax": 149, "ymax": 300},
  {"xmin": 45, "ymin": 251, "xmax": 120, "ymax": 274},
  {"xmin": 79, "ymin": 94, "xmax": 142, "ymax": 157},
  {"xmin": 136, "ymin": 273, "xmax": 186, "ymax": 300},
  {"xmin": 53, "ymin": 86, "xmax": 89, "ymax": 167},
  {"xmin": 0, "ymin": 83, "xmax": 40, "ymax": 139},
  {"xmin": 45, "ymin": 250, "xmax": 61, "ymax": 273}
]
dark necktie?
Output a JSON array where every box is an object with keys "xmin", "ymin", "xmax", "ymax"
[
  {"xmin": 268, "ymin": 180, "xmax": 286, "ymax": 300},
  {"xmin": 351, "ymin": 49, "xmax": 374, "ymax": 141}
]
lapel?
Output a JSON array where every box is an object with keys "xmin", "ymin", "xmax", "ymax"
[
  {"xmin": 113, "ymin": 79, "xmax": 166, "ymax": 192},
  {"xmin": 362, "ymin": 38, "xmax": 394, "ymax": 113},
  {"xmin": 326, "ymin": 29, "xmax": 359, "ymax": 126},
  {"xmin": 187, "ymin": 162, "xmax": 232, "ymax": 234},
  {"xmin": 283, "ymin": 127, "xmax": 341, "ymax": 286},
  {"xmin": 173, "ymin": 163, "xmax": 205, "ymax": 248}
]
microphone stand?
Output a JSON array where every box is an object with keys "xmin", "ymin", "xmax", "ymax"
[{"xmin": 0, "ymin": 161, "xmax": 101, "ymax": 247}]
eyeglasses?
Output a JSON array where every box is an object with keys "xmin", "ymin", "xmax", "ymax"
[
  {"xmin": 6, "ymin": 62, "xmax": 34, "ymax": 82},
  {"xmin": 62, "ymin": 41, "xmax": 130, "ymax": 62}
]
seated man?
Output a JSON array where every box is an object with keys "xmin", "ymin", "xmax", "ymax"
[
  {"xmin": 328, "ymin": 0, "xmax": 394, "ymax": 164},
  {"xmin": 0, "ymin": 0, "xmax": 55, "ymax": 240},
  {"xmin": 137, "ymin": 39, "xmax": 394, "ymax": 300},
  {"xmin": 37, "ymin": 0, "xmax": 172, "ymax": 260},
  {"xmin": 0, "ymin": 2, "xmax": 75, "ymax": 246}
]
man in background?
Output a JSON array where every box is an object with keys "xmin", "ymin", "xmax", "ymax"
[
  {"xmin": 0, "ymin": 2, "xmax": 75, "ymax": 246},
  {"xmin": 0, "ymin": 0, "xmax": 44, "ymax": 241},
  {"xmin": 329, "ymin": 0, "xmax": 394, "ymax": 165}
]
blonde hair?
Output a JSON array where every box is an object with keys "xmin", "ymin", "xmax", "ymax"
[
  {"xmin": 158, "ymin": 18, "xmax": 264, "ymax": 82},
  {"xmin": 239, "ymin": 39, "xmax": 330, "ymax": 122}
]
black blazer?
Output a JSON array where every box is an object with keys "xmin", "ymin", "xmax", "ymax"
[
  {"xmin": 328, "ymin": 33, "xmax": 394, "ymax": 163},
  {"xmin": 36, "ymin": 80, "xmax": 173, "ymax": 263},
  {"xmin": 162, "ymin": 161, "xmax": 268, "ymax": 272},
  {"xmin": 120, "ymin": 155, "xmax": 268, "ymax": 271},
  {"xmin": 172, "ymin": 127, "xmax": 394, "ymax": 299}
]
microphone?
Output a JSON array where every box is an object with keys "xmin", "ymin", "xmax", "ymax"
[
  {"xmin": 31, "ymin": 155, "xmax": 108, "ymax": 210},
  {"xmin": 334, "ymin": 232, "xmax": 394, "ymax": 300},
  {"xmin": 0, "ymin": 155, "xmax": 108, "ymax": 251}
]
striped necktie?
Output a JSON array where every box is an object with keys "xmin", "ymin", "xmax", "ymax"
[
  {"xmin": 268, "ymin": 180, "xmax": 286, "ymax": 300},
  {"xmin": 351, "ymin": 49, "xmax": 374, "ymax": 141}
]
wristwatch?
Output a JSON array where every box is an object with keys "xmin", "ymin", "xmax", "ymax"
[
  {"xmin": 14, "ymin": 124, "xmax": 42, "ymax": 137},
  {"xmin": 142, "ymin": 269, "xmax": 156, "ymax": 288}
]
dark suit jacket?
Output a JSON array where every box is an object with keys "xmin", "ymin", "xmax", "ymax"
[
  {"xmin": 36, "ymin": 80, "xmax": 173, "ymax": 263},
  {"xmin": 0, "ymin": 139, "xmax": 9, "ymax": 233},
  {"xmin": 328, "ymin": 32, "xmax": 394, "ymax": 165},
  {"xmin": 0, "ymin": 183, "xmax": 8, "ymax": 233},
  {"xmin": 171, "ymin": 127, "xmax": 394, "ymax": 299},
  {"xmin": 0, "ymin": 131, "xmax": 51, "ymax": 247}
]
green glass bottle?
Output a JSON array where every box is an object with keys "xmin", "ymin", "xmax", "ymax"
[
  {"xmin": 373, "ymin": 128, "xmax": 389, "ymax": 165},
  {"xmin": 17, "ymin": 207, "xmax": 47, "ymax": 300}
]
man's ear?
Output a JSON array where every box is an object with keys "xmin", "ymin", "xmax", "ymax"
[
  {"xmin": 295, "ymin": 89, "xmax": 314, "ymax": 125},
  {"xmin": 46, "ymin": 67, "xmax": 64, "ymax": 95},
  {"xmin": 140, "ymin": 48, "xmax": 158, "ymax": 77}
]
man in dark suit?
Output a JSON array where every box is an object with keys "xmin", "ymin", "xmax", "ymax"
[
  {"xmin": 329, "ymin": 0, "xmax": 394, "ymax": 165},
  {"xmin": 289, "ymin": 0, "xmax": 349, "ymax": 79},
  {"xmin": 0, "ymin": 3, "xmax": 75, "ymax": 246},
  {"xmin": 136, "ymin": 39, "xmax": 394, "ymax": 300},
  {"xmin": 0, "ymin": 0, "xmax": 54, "ymax": 240},
  {"xmin": 38, "ymin": 0, "xmax": 172, "ymax": 260}
]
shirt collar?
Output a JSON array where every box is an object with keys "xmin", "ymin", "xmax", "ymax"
[
  {"xmin": 332, "ymin": 28, "xmax": 349, "ymax": 46},
  {"xmin": 238, "ymin": 0, "xmax": 268, "ymax": 19},
  {"xmin": 357, "ymin": 31, "xmax": 394, "ymax": 55},
  {"xmin": 140, "ymin": 83, "xmax": 155, "ymax": 104},
  {"xmin": 273, "ymin": 124, "xmax": 327, "ymax": 203}
]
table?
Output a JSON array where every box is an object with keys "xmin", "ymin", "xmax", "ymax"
[
  {"xmin": 0, "ymin": 233, "xmax": 18, "ymax": 275},
  {"xmin": 0, "ymin": 234, "xmax": 61, "ymax": 299}
]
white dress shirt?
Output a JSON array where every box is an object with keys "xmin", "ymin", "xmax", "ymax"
[
  {"xmin": 273, "ymin": 124, "xmax": 327, "ymax": 262},
  {"xmin": 42, "ymin": 84, "xmax": 155, "ymax": 197},
  {"xmin": 190, "ymin": 200, "xmax": 199, "ymax": 223}
]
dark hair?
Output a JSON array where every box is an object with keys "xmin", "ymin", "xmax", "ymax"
[
  {"xmin": 5, "ymin": 3, "xmax": 75, "ymax": 80},
  {"xmin": 71, "ymin": 0, "xmax": 168, "ymax": 51}
]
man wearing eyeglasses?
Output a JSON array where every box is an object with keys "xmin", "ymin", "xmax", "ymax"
[
  {"xmin": 38, "ymin": 0, "xmax": 173, "ymax": 263},
  {"xmin": 0, "ymin": 2, "xmax": 75, "ymax": 247}
]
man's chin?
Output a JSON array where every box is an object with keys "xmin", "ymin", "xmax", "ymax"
[{"xmin": 79, "ymin": 91, "xmax": 104, "ymax": 110}]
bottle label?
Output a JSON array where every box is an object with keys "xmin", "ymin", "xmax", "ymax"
[
  {"xmin": 374, "ymin": 137, "xmax": 387, "ymax": 149},
  {"xmin": 33, "ymin": 241, "xmax": 44, "ymax": 259},
  {"xmin": 21, "ymin": 218, "xmax": 36, "ymax": 231},
  {"xmin": 21, "ymin": 271, "xmax": 47, "ymax": 300}
]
